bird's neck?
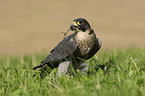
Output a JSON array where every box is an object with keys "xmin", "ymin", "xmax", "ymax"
[
  {"xmin": 75, "ymin": 28, "xmax": 95, "ymax": 37},
  {"xmin": 75, "ymin": 29, "xmax": 96, "ymax": 42}
]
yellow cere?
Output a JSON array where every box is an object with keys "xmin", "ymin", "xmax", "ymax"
[{"xmin": 73, "ymin": 22, "xmax": 78, "ymax": 26}]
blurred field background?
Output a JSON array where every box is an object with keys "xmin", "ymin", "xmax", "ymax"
[{"xmin": 0, "ymin": 0, "xmax": 145, "ymax": 55}]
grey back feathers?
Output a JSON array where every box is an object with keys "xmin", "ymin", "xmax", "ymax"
[{"xmin": 41, "ymin": 34, "xmax": 77, "ymax": 64}]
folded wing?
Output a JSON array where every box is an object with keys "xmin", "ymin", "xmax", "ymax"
[{"xmin": 33, "ymin": 33, "xmax": 78, "ymax": 70}]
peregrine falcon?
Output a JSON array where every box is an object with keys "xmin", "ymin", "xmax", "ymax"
[{"xmin": 33, "ymin": 18, "xmax": 102, "ymax": 78}]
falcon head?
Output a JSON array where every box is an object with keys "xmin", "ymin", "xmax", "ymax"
[{"xmin": 70, "ymin": 18, "xmax": 91, "ymax": 32}]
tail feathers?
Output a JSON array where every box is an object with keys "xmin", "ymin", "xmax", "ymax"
[
  {"xmin": 33, "ymin": 64, "xmax": 51, "ymax": 78},
  {"xmin": 33, "ymin": 60, "xmax": 45, "ymax": 70},
  {"xmin": 33, "ymin": 62, "xmax": 58, "ymax": 78},
  {"xmin": 33, "ymin": 62, "xmax": 50, "ymax": 70},
  {"xmin": 33, "ymin": 65, "xmax": 43, "ymax": 70},
  {"xmin": 32, "ymin": 64, "xmax": 46, "ymax": 78}
]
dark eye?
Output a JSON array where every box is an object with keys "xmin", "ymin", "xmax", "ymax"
[{"xmin": 79, "ymin": 21, "xmax": 82, "ymax": 24}]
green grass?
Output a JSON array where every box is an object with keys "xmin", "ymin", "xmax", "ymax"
[{"xmin": 1, "ymin": 48, "xmax": 145, "ymax": 96}]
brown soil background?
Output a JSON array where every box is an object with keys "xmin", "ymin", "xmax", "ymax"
[{"xmin": 0, "ymin": 0, "xmax": 145, "ymax": 55}]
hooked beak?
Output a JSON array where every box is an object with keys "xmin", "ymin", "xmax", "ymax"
[{"xmin": 70, "ymin": 22, "xmax": 78, "ymax": 31}]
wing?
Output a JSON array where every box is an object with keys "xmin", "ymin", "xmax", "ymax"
[
  {"xmin": 86, "ymin": 38, "xmax": 102, "ymax": 59},
  {"xmin": 33, "ymin": 33, "xmax": 77, "ymax": 70}
]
